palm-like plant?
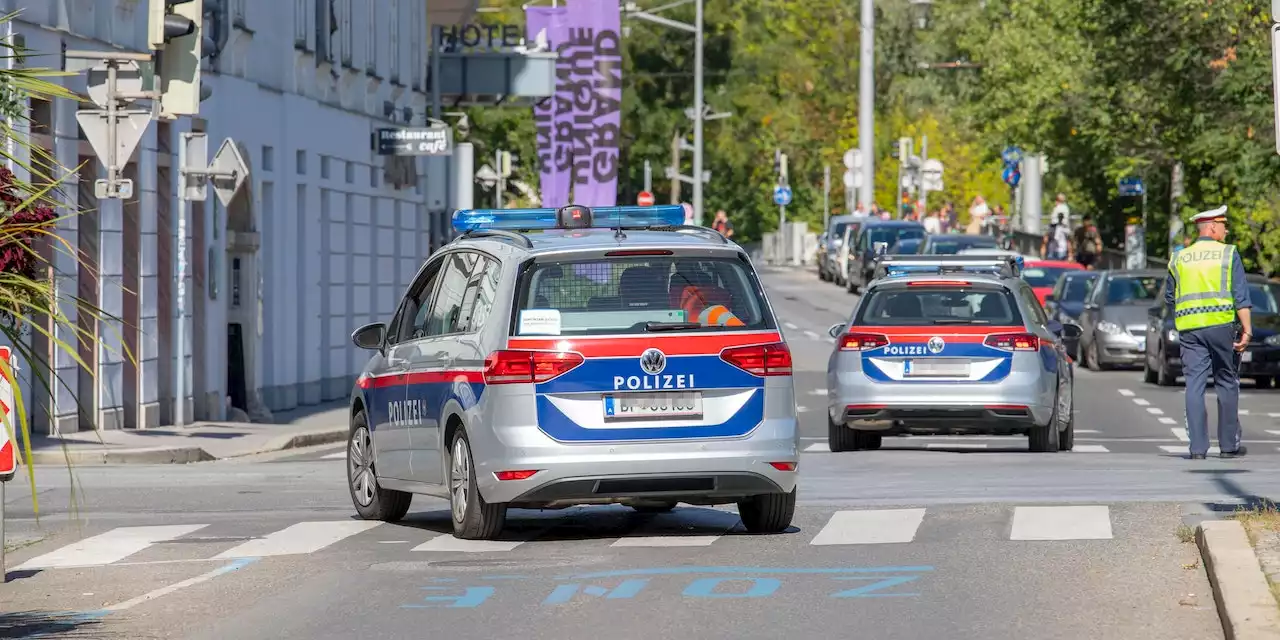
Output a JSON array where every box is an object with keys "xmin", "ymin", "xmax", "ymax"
[{"xmin": 1, "ymin": 11, "xmax": 121, "ymax": 510}]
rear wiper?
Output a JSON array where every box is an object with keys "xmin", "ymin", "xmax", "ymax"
[
  {"xmin": 645, "ymin": 321, "xmax": 703, "ymax": 332},
  {"xmin": 930, "ymin": 319, "xmax": 991, "ymax": 325}
]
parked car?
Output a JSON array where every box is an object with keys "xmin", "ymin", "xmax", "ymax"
[
  {"xmin": 917, "ymin": 234, "xmax": 1000, "ymax": 255},
  {"xmin": 893, "ymin": 237, "xmax": 922, "ymax": 255},
  {"xmin": 844, "ymin": 220, "xmax": 927, "ymax": 294},
  {"xmin": 819, "ymin": 215, "xmax": 866, "ymax": 285},
  {"xmin": 1044, "ymin": 271, "xmax": 1099, "ymax": 359},
  {"xmin": 1077, "ymin": 270, "xmax": 1164, "ymax": 370},
  {"xmin": 1143, "ymin": 274, "xmax": 1280, "ymax": 387}
]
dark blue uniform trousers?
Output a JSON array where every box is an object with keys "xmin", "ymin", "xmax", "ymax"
[{"xmin": 1179, "ymin": 323, "xmax": 1242, "ymax": 455}]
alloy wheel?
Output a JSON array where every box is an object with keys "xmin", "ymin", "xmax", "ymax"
[
  {"xmin": 348, "ymin": 427, "xmax": 376, "ymax": 508},
  {"xmin": 450, "ymin": 438, "xmax": 472, "ymax": 522}
]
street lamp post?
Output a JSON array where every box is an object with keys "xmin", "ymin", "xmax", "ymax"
[{"xmin": 857, "ymin": 0, "xmax": 874, "ymax": 209}]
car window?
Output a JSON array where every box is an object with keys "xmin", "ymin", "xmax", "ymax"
[
  {"xmin": 465, "ymin": 255, "xmax": 502, "ymax": 332},
  {"xmin": 1249, "ymin": 282, "xmax": 1280, "ymax": 315},
  {"xmin": 423, "ymin": 252, "xmax": 479, "ymax": 337},
  {"xmin": 514, "ymin": 256, "xmax": 774, "ymax": 336},
  {"xmin": 1061, "ymin": 275, "xmax": 1095, "ymax": 302},
  {"xmin": 1022, "ymin": 266, "xmax": 1076, "ymax": 288},
  {"xmin": 1020, "ymin": 285, "xmax": 1049, "ymax": 326},
  {"xmin": 926, "ymin": 237, "xmax": 998, "ymax": 255},
  {"xmin": 855, "ymin": 285, "xmax": 1023, "ymax": 326},
  {"xmin": 400, "ymin": 262, "xmax": 444, "ymax": 343},
  {"xmin": 867, "ymin": 226, "xmax": 924, "ymax": 247},
  {"xmin": 1105, "ymin": 276, "xmax": 1162, "ymax": 304}
]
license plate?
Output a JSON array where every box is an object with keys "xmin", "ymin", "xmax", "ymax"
[
  {"xmin": 604, "ymin": 393, "xmax": 703, "ymax": 420},
  {"xmin": 903, "ymin": 359, "xmax": 970, "ymax": 378},
  {"xmin": 1242, "ymin": 351, "xmax": 1253, "ymax": 363}
]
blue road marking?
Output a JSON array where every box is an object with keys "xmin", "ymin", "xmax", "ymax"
[
  {"xmin": 401, "ymin": 586, "xmax": 495, "ymax": 609},
  {"xmin": 683, "ymin": 577, "xmax": 781, "ymax": 598},
  {"xmin": 556, "ymin": 566, "xmax": 934, "ymax": 580},
  {"xmin": 543, "ymin": 579, "xmax": 648, "ymax": 605}
]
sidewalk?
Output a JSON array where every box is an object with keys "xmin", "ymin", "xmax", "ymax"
[{"xmin": 18, "ymin": 401, "xmax": 349, "ymax": 465}]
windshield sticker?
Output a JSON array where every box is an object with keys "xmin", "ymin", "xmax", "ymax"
[{"xmin": 519, "ymin": 309, "xmax": 563, "ymax": 335}]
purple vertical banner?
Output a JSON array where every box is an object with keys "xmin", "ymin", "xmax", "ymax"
[
  {"xmin": 525, "ymin": 6, "xmax": 572, "ymax": 208},
  {"xmin": 564, "ymin": 0, "xmax": 622, "ymax": 207}
]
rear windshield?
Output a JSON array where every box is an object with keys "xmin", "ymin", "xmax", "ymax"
[
  {"xmin": 895, "ymin": 238, "xmax": 921, "ymax": 253},
  {"xmin": 1061, "ymin": 275, "xmax": 1096, "ymax": 302},
  {"xmin": 926, "ymin": 237, "xmax": 998, "ymax": 255},
  {"xmin": 866, "ymin": 226, "xmax": 925, "ymax": 247},
  {"xmin": 830, "ymin": 223, "xmax": 849, "ymax": 240},
  {"xmin": 1104, "ymin": 276, "xmax": 1161, "ymax": 304},
  {"xmin": 1250, "ymin": 282, "xmax": 1280, "ymax": 314},
  {"xmin": 855, "ymin": 285, "xmax": 1023, "ymax": 326},
  {"xmin": 513, "ymin": 256, "xmax": 774, "ymax": 336},
  {"xmin": 1021, "ymin": 266, "xmax": 1076, "ymax": 288}
]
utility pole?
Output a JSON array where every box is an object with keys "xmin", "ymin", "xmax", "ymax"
[
  {"xmin": 494, "ymin": 149, "xmax": 511, "ymax": 209},
  {"xmin": 692, "ymin": 0, "xmax": 705, "ymax": 225},
  {"xmin": 857, "ymin": 0, "xmax": 875, "ymax": 208},
  {"xmin": 823, "ymin": 164, "xmax": 831, "ymax": 231},
  {"xmin": 643, "ymin": 159, "xmax": 652, "ymax": 193},
  {"xmin": 919, "ymin": 135, "xmax": 929, "ymax": 214},
  {"xmin": 778, "ymin": 152, "xmax": 789, "ymax": 262},
  {"xmin": 670, "ymin": 131, "xmax": 681, "ymax": 204}
]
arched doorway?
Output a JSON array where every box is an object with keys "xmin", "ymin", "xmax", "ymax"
[{"xmin": 223, "ymin": 146, "xmax": 268, "ymax": 421}]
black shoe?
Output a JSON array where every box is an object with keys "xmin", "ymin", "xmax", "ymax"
[
  {"xmin": 1190, "ymin": 453, "xmax": 1207, "ymax": 460},
  {"xmin": 1220, "ymin": 446, "xmax": 1248, "ymax": 459}
]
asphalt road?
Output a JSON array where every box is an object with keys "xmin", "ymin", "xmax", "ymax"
[{"xmin": 9, "ymin": 265, "xmax": 1280, "ymax": 639}]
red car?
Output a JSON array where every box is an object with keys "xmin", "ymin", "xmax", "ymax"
[{"xmin": 1022, "ymin": 259, "xmax": 1087, "ymax": 305}]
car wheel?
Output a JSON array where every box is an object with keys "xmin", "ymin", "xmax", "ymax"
[
  {"xmin": 828, "ymin": 415, "xmax": 858, "ymax": 452},
  {"xmin": 631, "ymin": 502, "xmax": 677, "ymax": 513},
  {"xmin": 737, "ymin": 488, "xmax": 797, "ymax": 534},
  {"xmin": 1156, "ymin": 349, "xmax": 1176, "ymax": 386},
  {"xmin": 1143, "ymin": 356, "xmax": 1158, "ymax": 384},
  {"xmin": 1257, "ymin": 376, "xmax": 1274, "ymax": 389},
  {"xmin": 1057, "ymin": 380, "xmax": 1075, "ymax": 451},
  {"xmin": 348, "ymin": 411, "xmax": 413, "ymax": 522},
  {"xmin": 852, "ymin": 430, "xmax": 882, "ymax": 450},
  {"xmin": 448, "ymin": 429, "xmax": 507, "ymax": 540},
  {"xmin": 1085, "ymin": 340, "xmax": 1102, "ymax": 371},
  {"xmin": 1029, "ymin": 395, "xmax": 1062, "ymax": 453}
]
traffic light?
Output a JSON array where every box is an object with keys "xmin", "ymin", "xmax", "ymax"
[{"xmin": 148, "ymin": 0, "xmax": 213, "ymax": 116}]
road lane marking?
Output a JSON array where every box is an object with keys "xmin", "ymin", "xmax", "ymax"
[
  {"xmin": 1240, "ymin": 410, "xmax": 1251, "ymax": 415},
  {"xmin": 1160, "ymin": 445, "xmax": 1221, "ymax": 455},
  {"xmin": 784, "ymin": 322, "xmax": 799, "ymax": 330},
  {"xmin": 1172, "ymin": 427, "xmax": 1189, "ymax": 442},
  {"xmin": 1118, "ymin": 389, "xmax": 1135, "ymax": 397},
  {"xmin": 15, "ymin": 524, "xmax": 209, "ymax": 570},
  {"xmin": 1159, "ymin": 417, "xmax": 1178, "ymax": 425},
  {"xmin": 796, "ymin": 405, "xmax": 809, "ymax": 413},
  {"xmin": 1267, "ymin": 430, "xmax": 1280, "ymax": 436},
  {"xmin": 1269, "ymin": 413, "xmax": 1280, "ymax": 418},
  {"xmin": 1132, "ymin": 398, "xmax": 1150, "ymax": 406},
  {"xmin": 103, "ymin": 557, "xmax": 259, "ymax": 612},
  {"xmin": 810, "ymin": 509, "xmax": 926, "ymax": 545},
  {"xmin": 805, "ymin": 443, "xmax": 831, "ymax": 452},
  {"xmin": 826, "ymin": 337, "xmax": 836, "ymax": 344},
  {"xmin": 1071, "ymin": 445, "xmax": 1110, "ymax": 453},
  {"xmin": 804, "ymin": 330, "xmax": 819, "ymax": 340},
  {"xmin": 321, "ymin": 452, "xmax": 346, "ymax": 460},
  {"xmin": 1076, "ymin": 429, "xmax": 1100, "ymax": 433},
  {"xmin": 214, "ymin": 521, "xmax": 382, "ymax": 558},
  {"xmin": 808, "ymin": 388, "xmax": 828, "ymax": 396},
  {"xmin": 1010, "ymin": 506, "xmax": 1112, "ymax": 540},
  {"xmin": 612, "ymin": 536, "xmax": 721, "ymax": 547},
  {"xmin": 413, "ymin": 536, "xmax": 524, "ymax": 553},
  {"xmin": 1147, "ymin": 408, "xmax": 1164, "ymax": 415},
  {"xmin": 925, "ymin": 443, "xmax": 988, "ymax": 450}
]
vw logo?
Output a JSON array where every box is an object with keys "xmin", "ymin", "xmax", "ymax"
[
  {"xmin": 640, "ymin": 348, "xmax": 667, "ymax": 375},
  {"xmin": 927, "ymin": 337, "xmax": 945, "ymax": 354}
]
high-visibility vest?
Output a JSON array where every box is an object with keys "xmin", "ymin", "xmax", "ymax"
[{"xmin": 1172, "ymin": 239, "xmax": 1237, "ymax": 331}]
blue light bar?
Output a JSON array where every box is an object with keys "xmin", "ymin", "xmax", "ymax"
[{"xmin": 452, "ymin": 205, "xmax": 686, "ymax": 234}]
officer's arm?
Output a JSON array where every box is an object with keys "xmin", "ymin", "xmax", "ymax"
[
  {"xmin": 1164, "ymin": 262, "xmax": 1176, "ymax": 311},
  {"xmin": 1232, "ymin": 251, "xmax": 1253, "ymax": 336}
]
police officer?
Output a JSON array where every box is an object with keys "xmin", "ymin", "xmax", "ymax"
[{"xmin": 1165, "ymin": 206, "xmax": 1253, "ymax": 459}]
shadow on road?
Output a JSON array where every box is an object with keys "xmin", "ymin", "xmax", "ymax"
[
  {"xmin": 0, "ymin": 610, "xmax": 109, "ymax": 638},
  {"xmin": 1197, "ymin": 469, "xmax": 1279, "ymax": 514},
  {"xmin": 391, "ymin": 505, "xmax": 797, "ymax": 542}
]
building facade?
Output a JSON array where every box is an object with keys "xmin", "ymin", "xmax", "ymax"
[{"xmin": 3, "ymin": 0, "xmax": 480, "ymax": 432}]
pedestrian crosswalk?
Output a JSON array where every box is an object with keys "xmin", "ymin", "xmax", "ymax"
[
  {"xmin": 12, "ymin": 504, "xmax": 1125, "ymax": 571},
  {"xmin": 802, "ymin": 438, "xmax": 1280, "ymax": 455}
]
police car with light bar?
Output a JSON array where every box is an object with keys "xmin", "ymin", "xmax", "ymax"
[
  {"xmin": 347, "ymin": 204, "xmax": 799, "ymax": 539},
  {"xmin": 825, "ymin": 254, "xmax": 1081, "ymax": 452}
]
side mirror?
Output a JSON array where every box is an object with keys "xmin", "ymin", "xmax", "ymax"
[
  {"xmin": 828, "ymin": 323, "xmax": 846, "ymax": 339},
  {"xmin": 352, "ymin": 322, "xmax": 387, "ymax": 350},
  {"xmin": 1084, "ymin": 303, "xmax": 1099, "ymax": 311},
  {"xmin": 1061, "ymin": 324, "xmax": 1083, "ymax": 339},
  {"xmin": 1147, "ymin": 305, "xmax": 1161, "ymax": 318}
]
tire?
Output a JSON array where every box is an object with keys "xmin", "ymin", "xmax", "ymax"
[
  {"xmin": 1085, "ymin": 341, "xmax": 1103, "ymax": 371},
  {"xmin": 1143, "ymin": 357, "xmax": 1158, "ymax": 384},
  {"xmin": 1057, "ymin": 380, "xmax": 1075, "ymax": 451},
  {"xmin": 631, "ymin": 502, "xmax": 677, "ymax": 513},
  {"xmin": 828, "ymin": 415, "xmax": 857, "ymax": 452},
  {"xmin": 1257, "ymin": 376, "xmax": 1274, "ymax": 389},
  {"xmin": 737, "ymin": 489, "xmax": 797, "ymax": 534},
  {"xmin": 1157, "ymin": 349, "xmax": 1176, "ymax": 386},
  {"xmin": 348, "ymin": 411, "xmax": 413, "ymax": 522},
  {"xmin": 852, "ymin": 430, "xmax": 882, "ymax": 450},
  {"xmin": 1029, "ymin": 394, "xmax": 1062, "ymax": 453},
  {"xmin": 448, "ymin": 429, "xmax": 507, "ymax": 540}
]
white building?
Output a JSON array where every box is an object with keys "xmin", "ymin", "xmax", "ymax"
[{"xmin": 1, "ymin": 0, "xmax": 516, "ymax": 433}]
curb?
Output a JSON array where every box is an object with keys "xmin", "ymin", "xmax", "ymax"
[
  {"xmin": 1198, "ymin": 520, "xmax": 1280, "ymax": 640},
  {"xmin": 224, "ymin": 427, "xmax": 349, "ymax": 459},
  {"xmin": 27, "ymin": 446, "xmax": 216, "ymax": 465}
]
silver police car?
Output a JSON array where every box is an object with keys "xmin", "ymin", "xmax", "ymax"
[
  {"xmin": 347, "ymin": 205, "xmax": 800, "ymax": 540},
  {"xmin": 826, "ymin": 255, "xmax": 1080, "ymax": 452}
]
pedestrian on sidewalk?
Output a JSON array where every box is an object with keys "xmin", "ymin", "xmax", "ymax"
[
  {"xmin": 1042, "ymin": 213, "xmax": 1072, "ymax": 260},
  {"xmin": 1072, "ymin": 215, "xmax": 1103, "ymax": 269},
  {"xmin": 1167, "ymin": 206, "xmax": 1252, "ymax": 459}
]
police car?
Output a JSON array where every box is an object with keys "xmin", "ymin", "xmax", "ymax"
[
  {"xmin": 347, "ymin": 204, "xmax": 799, "ymax": 539},
  {"xmin": 825, "ymin": 255, "xmax": 1080, "ymax": 452}
]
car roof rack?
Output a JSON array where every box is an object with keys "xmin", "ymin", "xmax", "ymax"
[
  {"xmin": 457, "ymin": 228, "xmax": 534, "ymax": 249},
  {"xmin": 872, "ymin": 254, "xmax": 1023, "ymax": 281}
]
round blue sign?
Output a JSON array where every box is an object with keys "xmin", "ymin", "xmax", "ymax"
[
  {"xmin": 773, "ymin": 186, "xmax": 792, "ymax": 206},
  {"xmin": 1002, "ymin": 167, "xmax": 1021, "ymax": 187},
  {"xmin": 1001, "ymin": 146, "xmax": 1023, "ymax": 165}
]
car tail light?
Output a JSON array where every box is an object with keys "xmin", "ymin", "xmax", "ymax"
[
  {"xmin": 721, "ymin": 342, "xmax": 792, "ymax": 376},
  {"xmin": 494, "ymin": 470, "xmax": 540, "ymax": 481},
  {"xmin": 840, "ymin": 332, "xmax": 889, "ymax": 351},
  {"xmin": 984, "ymin": 333, "xmax": 1040, "ymax": 351},
  {"xmin": 483, "ymin": 350, "xmax": 584, "ymax": 384},
  {"xmin": 768, "ymin": 461, "xmax": 797, "ymax": 471}
]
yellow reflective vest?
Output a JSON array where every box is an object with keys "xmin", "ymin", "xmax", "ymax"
[{"xmin": 1171, "ymin": 239, "xmax": 1237, "ymax": 331}]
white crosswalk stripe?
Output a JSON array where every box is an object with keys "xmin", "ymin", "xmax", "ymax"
[
  {"xmin": 1118, "ymin": 389, "xmax": 1135, "ymax": 397},
  {"xmin": 810, "ymin": 509, "xmax": 926, "ymax": 545},
  {"xmin": 15, "ymin": 524, "xmax": 209, "ymax": 569},
  {"xmin": 1160, "ymin": 445, "xmax": 1221, "ymax": 455},
  {"xmin": 412, "ymin": 536, "xmax": 524, "ymax": 553},
  {"xmin": 1010, "ymin": 506, "xmax": 1112, "ymax": 540},
  {"xmin": 321, "ymin": 452, "xmax": 346, "ymax": 460},
  {"xmin": 805, "ymin": 442, "xmax": 831, "ymax": 452},
  {"xmin": 1172, "ymin": 427, "xmax": 1189, "ymax": 442},
  {"xmin": 214, "ymin": 521, "xmax": 382, "ymax": 558},
  {"xmin": 1071, "ymin": 445, "xmax": 1110, "ymax": 453}
]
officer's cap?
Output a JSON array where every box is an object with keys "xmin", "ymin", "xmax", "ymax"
[{"xmin": 1190, "ymin": 205, "xmax": 1228, "ymax": 224}]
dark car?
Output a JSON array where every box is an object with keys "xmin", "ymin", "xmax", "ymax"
[
  {"xmin": 1077, "ymin": 270, "xmax": 1164, "ymax": 370},
  {"xmin": 916, "ymin": 234, "xmax": 999, "ymax": 255},
  {"xmin": 1044, "ymin": 271, "xmax": 1100, "ymax": 325},
  {"xmin": 845, "ymin": 220, "xmax": 926, "ymax": 293},
  {"xmin": 893, "ymin": 237, "xmax": 922, "ymax": 255},
  {"xmin": 1143, "ymin": 275, "xmax": 1280, "ymax": 387}
]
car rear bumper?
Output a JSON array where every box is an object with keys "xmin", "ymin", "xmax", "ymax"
[
  {"xmin": 470, "ymin": 417, "xmax": 800, "ymax": 506},
  {"xmin": 828, "ymin": 371, "xmax": 1056, "ymax": 431}
]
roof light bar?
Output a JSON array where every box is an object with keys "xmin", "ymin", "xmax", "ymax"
[
  {"xmin": 452, "ymin": 205, "xmax": 686, "ymax": 234},
  {"xmin": 872, "ymin": 254, "xmax": 1022, "ymax": 281}
]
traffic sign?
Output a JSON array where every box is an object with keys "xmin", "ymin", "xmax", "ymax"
[
  {"xmin": 86, "ymin": 60, "xmax": 144, "ymax": 109},
  {"xmin": 209, "ymin": 138, "xmax": 250, "ymax": 207},
  {"xmin": 1001, "ymin": 146, "xmax": 1023, "ymax": 165},
  {"xmin": 77, "ymin": 110, "xmax": 150, "ymax": 174},
  {"xmin": 1002, "ymin": 166, "xmax": 1021, "ymax": 187},
  {"xmin": 637, "ymin": 191, "xmax": 655, "ymax": 206},
  {"xmin": 843, "ymin": 149, "xmax": 860, "ymax": 170},
  {"xmin": 843, "ymin": 170, "xmax": 859, "ymax": 189},
  {"xmin": 921, "ymin": 158, "xmax": 944, "ymax": 192},
  {"xmin": 0, "ymin": 345, "xmax": 15, "ymax": 480},
  {"xmin": 773, "ymin": 185, "xmax": 793, "ymax": 206},
  {"xmin": 1118, "ymin": 176, "xmax": 1145, "ymax": 197}
]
